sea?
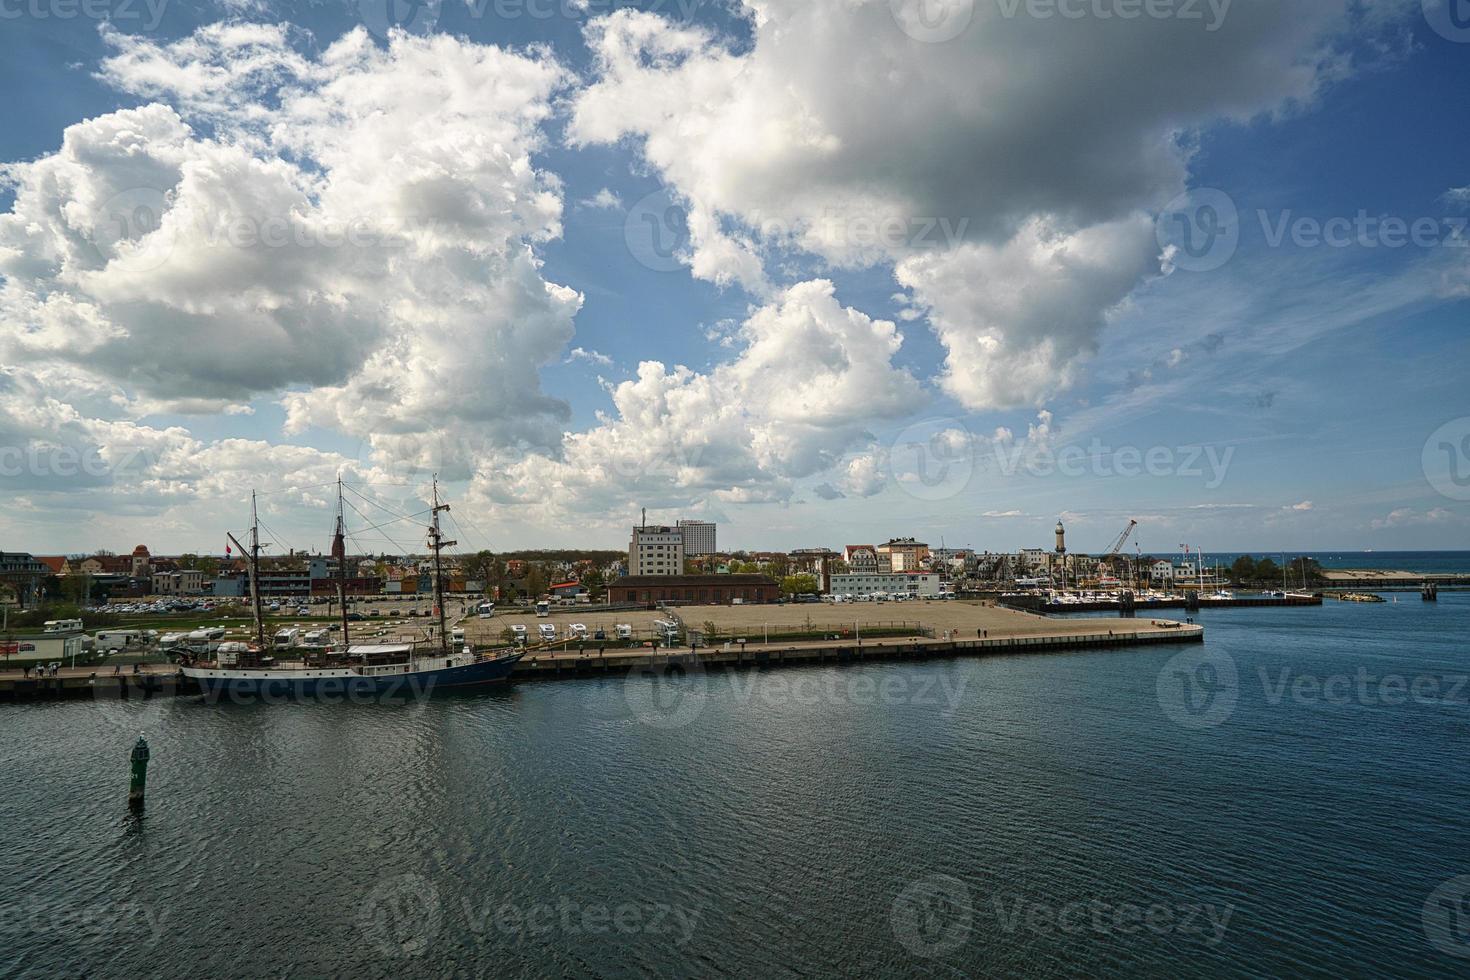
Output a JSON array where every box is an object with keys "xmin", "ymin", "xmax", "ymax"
[
  {"xmin": 3, "ymin": 592, "xmax": 1470, "ymax": 977},
  {"xmin": 1185, "ymin": 551, "xmax": 1470, "ymax": 575}
]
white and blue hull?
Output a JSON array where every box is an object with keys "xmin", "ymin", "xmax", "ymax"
[{"xmin": 183, "ymin": 651, "xmax": 522, "ymax": 700}]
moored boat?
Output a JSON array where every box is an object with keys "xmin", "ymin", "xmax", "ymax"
[{"xmin": 181, "ymin": 478, "xmax": 520, "ymax": 700}]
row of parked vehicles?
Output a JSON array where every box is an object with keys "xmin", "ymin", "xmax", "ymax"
[{"xmin": 509, "ymin": 622, "xmax": 637, "ymax": 643}]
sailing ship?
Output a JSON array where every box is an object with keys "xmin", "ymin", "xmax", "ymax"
[{"xmin": 181, "ymin": 478, "xmax": 521, "ymax": 699}]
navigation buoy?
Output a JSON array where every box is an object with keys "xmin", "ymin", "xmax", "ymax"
[{"xmin": 128, "ymin": 736, "xmax": 150, "ymax": 811}]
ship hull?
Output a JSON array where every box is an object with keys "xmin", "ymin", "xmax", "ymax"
[{"xmin": 182, "ymin": 652, "xmax": 522, "ymax": 701}]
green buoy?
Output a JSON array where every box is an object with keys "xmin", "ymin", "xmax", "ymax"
[{"xmin": 128, "ymin": 736, "xmax": 150, "ymax": 811}]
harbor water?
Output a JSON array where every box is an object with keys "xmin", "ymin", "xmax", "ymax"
[{"xmin": 3, "ymin": 593, "xmax": 1469, "ymax": 977}]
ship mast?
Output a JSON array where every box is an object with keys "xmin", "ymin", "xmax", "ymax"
[
  {"xmin": 429, "ymin": 476, "xmax": 456, "ymax": 657},
  {"xmin": 333, "ymin": 477, "xmax": 352, "ymax": 659},
  {"xmin": 226, "ymin": 491, "xmax": 268, "ymax": 653}
]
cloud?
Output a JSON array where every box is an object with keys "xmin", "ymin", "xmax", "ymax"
[
  {"xmin": 568, "ymin": 1, "xmax": 1411, "ymax": 405},
  {"xmin": 470, "ymin": 279, "xmax": 922, "ymax": 520},
  {"xmin": 579, "ymin": 188, "xmax": 623, "ymax": 209},
  {"xmin": 565, "ymin": 346, "xmax": 614, "ymax": 366},
  {"xmin": 1370, "ymin": 507, "xmax": 1458, "ymax": 530},
  {"xmin": 1, "ymin": 25, "xmax": 581, "ymax": 489},
  {"xmin": 1286, "ymin": 500, "xmax": 1314, "ymax": 511}
]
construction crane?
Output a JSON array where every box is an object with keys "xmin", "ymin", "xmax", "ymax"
[{"xmin": 1105, "ymin": 519, "xmax": 1138, "ymax": 556}]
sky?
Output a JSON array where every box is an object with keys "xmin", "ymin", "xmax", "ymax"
[{"xmin": 0, "ymin": 0, "xmax": 1467, "ymax": 558}]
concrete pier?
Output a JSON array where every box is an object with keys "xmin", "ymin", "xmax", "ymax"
[{"xmin": 509, "ymin": 622, "xmax": 1204, "ymax": 680}]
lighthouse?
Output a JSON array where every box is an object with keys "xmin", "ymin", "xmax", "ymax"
[{"xmin": 1054, "ymin": 520, "xmax": 1066, "ymax": 555}]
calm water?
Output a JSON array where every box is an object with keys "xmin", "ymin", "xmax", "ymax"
[
  {"xmin": 1205, "ymin": 551, "xmax": 1470, "ymax": 574},
  {"xmin": 4, "ymin": 594, "xmax": 1470, "ymax": 977}
]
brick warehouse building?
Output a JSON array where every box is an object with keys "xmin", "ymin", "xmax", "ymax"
[{"xmin": 608, "ymin": 574, "xmax": 779, "ymax": 606}]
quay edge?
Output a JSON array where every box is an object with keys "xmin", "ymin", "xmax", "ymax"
[{"xmin": 0, "ymin": 623, "xmax": 1204, "ymax": 701}]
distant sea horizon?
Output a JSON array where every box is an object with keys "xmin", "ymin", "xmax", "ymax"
[{"xmin": 1162, "ymin": 551, "xmax": 1470, "ymax": 574}]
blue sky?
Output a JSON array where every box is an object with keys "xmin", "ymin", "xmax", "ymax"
[{"xmin": 0, "ymin": 0, "xmax": 1467, "ymax": 557}]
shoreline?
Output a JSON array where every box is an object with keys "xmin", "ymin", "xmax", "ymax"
[{"xmin": 0, "ymin": 610, "xmax": 1203, "ymax": 702}]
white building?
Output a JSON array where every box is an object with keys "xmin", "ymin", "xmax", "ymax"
[
  {"xmin": 1150, "ymin": 560, "xmax": 1174, "ymax": 583},
  {"xmin": 154, "ymin": 569, "xmax": 205, "ymax": 595},
  {"xmin": 629, "ymin": 525, "xmax": 685, "ymax": 577},
  {"xmin": 844, "ymin": 545, "xmax": 879, "ymax": 573},
  {"xmin": 676, "ymin": 520, "xmax": 717, "ymax": 556},
  {"xmin": 829, "ymin": 572, "xmax": 942, "ymax": 597}
]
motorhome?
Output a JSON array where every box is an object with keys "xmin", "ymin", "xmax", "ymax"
[
  {"xmin": 42, "ymin": 619, "xmax": 84, "ymax": 634},
  {"xmin": 568, "ymin": 623, "xmax": 588, "ymax": 640},
  {"xmin": 272, "ymin": 627, "xmax": 301, "ymax": 648},
  {"xmin": 303, "ymin": 628, "xmax": 331, "ymax": 646},
  {"xmin": 615, "ymin": 624, "xmax": 633, "ymax": 640},
  {"xmin": 94, "ymin": 629, "xmax": 144, "ymax": 652},
  {"xmin": 537, "ymin": 623, "xmax": 557, "ymax": 641},
  {"xmin": 216, "ymin": 642, "xmax": 249, "ymax": 667}
]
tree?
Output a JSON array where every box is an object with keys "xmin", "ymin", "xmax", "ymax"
[
  {"xmin": 1230, "ymin": 556, "xmax": 1258, "ymax": 584},
  {"xmin": 781, "ymin": 574, "xmax": 820, "ymax": 596},
  {"xmin": 582, "ymin": 567, "xmax": 605, "ymax": 599},
  {"xmin": 461, "ymin": 550, "xmax": 495, "ymax": 587},
  {"xmin": 525, "ymin": 565, "xmax": 547, "ymax": 598},
  {"xmin": 1253, "ymin": 558, "xmax": 1280, "ymax": 585}
]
